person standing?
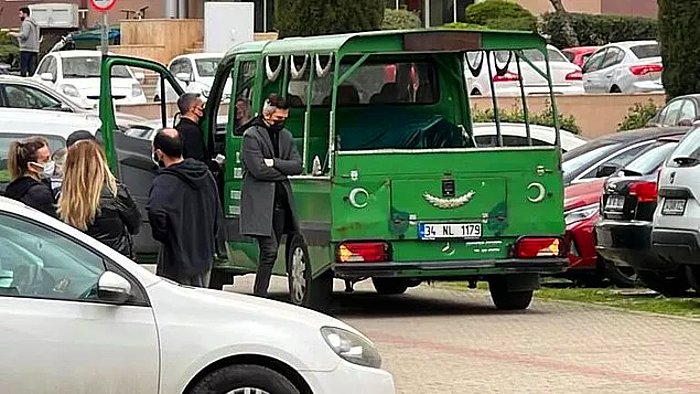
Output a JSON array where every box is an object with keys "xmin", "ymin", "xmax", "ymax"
[
  {"xmin": 57, "ymin": 140, "xmax": 141, "ymax": 258},
  {"xmin": 5, "ymin": 136, "xmax": 55, "ymax": 216},
  {"xmin": 9, "ymin": 7, "xmax": 40, "ymax": 77},
  {"xmin": 175, "ymin": 93, "xmax": 206, "ymax": 162},
  {"xmin": 240, "ymin": 94, "xmax": 303, "ymax": 297},
  {"xmin": 147, "ymin": 128, "xmax": 222, "ymax": 287}
]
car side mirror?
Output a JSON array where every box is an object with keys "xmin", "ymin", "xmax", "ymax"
[
  {"xmin": 678, "ymin": 119, "xmax": 693, "ymax": 127},
  {"xmin": 596, "ymin": 164, "xmax": 618, "ymax": 178},
  {"xmin": 40, "ymin": 72, "xmax": 54, "ymax": 82},
  {"xmin": 175, "ymin": 72, "xmax": 192, "ymax": 84},
  {"xmin": 97, "ymin": 271, "xmax": 132, "ymax": 304}
]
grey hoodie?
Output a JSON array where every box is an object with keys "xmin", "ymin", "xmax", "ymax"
[{"xmin": 18, "ymin": 17, "xmax": 40, "ymax": 53}]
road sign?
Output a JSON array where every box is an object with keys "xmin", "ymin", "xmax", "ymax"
[{"xmin": 90, "ymin": 0, "xmax": 117, "ymax": 12}]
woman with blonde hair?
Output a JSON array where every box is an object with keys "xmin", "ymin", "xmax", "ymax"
[
  {"xmin": 57, "ymin": 140, "xmax": 141, "ymax": 257},
  {"xmin": 5, "ymin": 136, "xmax": 56, "ymax": 216}
]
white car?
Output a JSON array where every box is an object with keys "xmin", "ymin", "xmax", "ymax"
[
  {"xmin": 154, "ymin": 53, "xmax": 232, "ymax": 103},
  {"xmin": 466, "ymin": 45, "xmax": 584, "ymax": 97},
  {"xmin": 0, "ymin": 196, "xmax": 395, "ymax": 394},
  {"xmin": 472, "ymin": 122, "xmax": 587, "ymax": 152},
  {"xmin": 582, "ymin": 40, "xmax": 664, "ymax": 94},
  {"xmin": 33, "ymin": 50, "xmax": 148, "ymax": 108}
]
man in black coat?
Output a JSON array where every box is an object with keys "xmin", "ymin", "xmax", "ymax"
[
  {"xmin": 147, "ymin": 128, "xmax": 223, "ymax": 287},
  {"xmin": 176, "ymin": 93, "xmax": 207, "ymax": 161}
]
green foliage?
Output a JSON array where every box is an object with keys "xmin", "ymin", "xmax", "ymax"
[
  {"xmin": 275, "ymin": 0, "xmax": 384, "ymax": 38},
  {"xmin": 618, "ymin": 100, "xmax": 659, "ymax": 132},
  {"xmin": 540, "ymin": 12, "xmax": 657, "ymax": 49},
  {"xmin": 472, "ymin": 103, "xmax": 581, "ymax": 134},
  {"xmin": 0, "ymin": 31, "xmax": 19, "ymax": 65},
  {"xmin": 381, "ymin": 8, "xmax": 421, "ymax": 30},
  {"xmin": 442, "ymin": 22, "xmax": 490, "ymax": 30},
  {"xmin": 659, "ymin": 0, "xmax": 700, "ymax": 99},
  {"xmin": 464, "ymin": 0, "xmax": 536, "ymax": 31}
]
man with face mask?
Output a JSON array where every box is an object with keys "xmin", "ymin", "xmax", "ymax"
[
  {"xmin": 240, "ymin": 93, "xmax": 303, "ymax": 297},
  {"xmin": 175, "ymin": 93, "xmax": 206, "ymax": 162},
  {"xmin": 146, "ymin": 128, "xmax": 222, "ymax": 287}
]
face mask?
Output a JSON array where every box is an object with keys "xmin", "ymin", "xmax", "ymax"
[
  {"xmin": 31, "ymin": 161, "xmax": 55, "ymax": 179},
  {"xmin": 152, "ymin": 151, "xmax": 166, "ymax": 168},
  {"xmin": 20, "ymin": 16, "xmax": 26, "ymax": 21},
  {"xmin": 270, "ymin": 121, "xmax": 285, "ymax": 132}
]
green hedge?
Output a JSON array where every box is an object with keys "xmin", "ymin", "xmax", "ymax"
[
  {"xmin": 541, "ymin": 12, "xmax": 657, "ymax": 49},
  {"xmin": 472, "ymin": 104, "xmax": 581, "ymax": 135},
  {"xmin": 618, "ymin": 100, "xmax": 659, "ymax": 132},
  {"xmin": 659, "ymin": 0, "xmax": 700, "ymax": 99},
  {"xmin": 443, "ymin": 22, "xmax": 489, "ymax": 30},
  {"xmin": 275, "ymin": 0, "xmax": 384, "ymax": 38},
  {"xmin": 465, "ymin": 0, "xmax": 535, "ymax": 26},
  {"xmin": 0, "ymin": 32, "xmax": 18, "ymax": 65},
  {"xmin": 381, "ymin": 8, "xmax": 421, "ymax": 30}
]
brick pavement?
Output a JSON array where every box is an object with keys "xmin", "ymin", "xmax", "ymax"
[{"xmin": 228, "ymin": 276, "xmax": 700, "ymax": 394}]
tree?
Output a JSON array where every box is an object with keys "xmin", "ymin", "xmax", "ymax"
[
  {"xmin": 547, "ymin": 0, "xmax": 579, "ymax": 47},
  {"xmin": 464, "ymin": 0, "xmax": 537, "ymax": 31},
  {"xmin": 275, "ymin": 0, "xmax": 384, "ymax": 38},
  {"xmin": 658, "ymin": 0, "xmax": 700, "ymax": 99}
]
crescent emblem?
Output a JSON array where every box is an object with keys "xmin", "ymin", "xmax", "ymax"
[
  {"xmin": 527, "ymin": 182, "xmax": 546, "ymax": 203},
  {"xmin": 349, "ymin": 188, "xmax": 369, "ymax": 208}
]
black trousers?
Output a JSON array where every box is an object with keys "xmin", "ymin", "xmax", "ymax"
[
  {"xmin": 253, "ymin": 204, "xmax": 288, "ymax": 296},
  {"xmin": 19, "ymin": 51, "xmax": 37, "ymax": 77}
]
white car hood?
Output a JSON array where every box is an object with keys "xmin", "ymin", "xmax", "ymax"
[
  {"xmin": 63, "ymin": 77, "xmax": 134, "ymax": 99},
  {"xmin": 2, "ymin": 108, "xmax": 102, "ymax": 135}
]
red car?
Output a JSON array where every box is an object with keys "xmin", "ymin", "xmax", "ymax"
[
  {"xmin": 562, "ymin": 46, "xmax": 600, "ymax": 68},
  {"xmin": 563, "ymin": 178, "xmax": 605, "ymax": 284}
]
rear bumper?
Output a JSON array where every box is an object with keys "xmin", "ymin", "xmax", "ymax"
[
  {"xmin": 596, "ymin": 219, "xmax": 674, "ymax": 270},
  {"xmin": 333, "ymin": 258, "xmax": 568, "ymax": 278},
  {"xmin": 651, "ymin": 228, "xmax": 700, "ymax": 266},
  {"xmin": 631, "ymin": 80, "xmax": 664, "ymax": 93}
]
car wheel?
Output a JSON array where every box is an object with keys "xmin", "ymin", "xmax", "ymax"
[
  {"xmin": 208, "ymin": 269, "xmax": 234, "ymax": 290},
  {"xmin": 471, "ymin": 88, "xmax": 482, "ymax": 96},
  {"xmin": 685, "ymin": 266, "xmax": 700, "ymax": 292},
  {"xmin": 609, "ymin": 85, "xmax": 621, "ymax": 93},
  {"xmin": 153, "ymin": 95, "xmax": 160, "ymax": 102},
  {"xmin": 286, "ymin": 234, "xmax": 332, "ymax": 311},
  {"xmin": 189, "ymin": 364, "xmax": 300, "ymax": 394},
  {"xmin": 637, "ymin": 270, "xmax": 689, "ymax": 297},
  {"xmin": 488, "ymin": 279, "xmax": 534, "ymax": 310},
  {"xmin": 601, "ymin": 259, "xmax": 637, "ymax": 287},
  {"xmin": 371, "ymin": 278, "xmax": 415, "ymax": 295}
]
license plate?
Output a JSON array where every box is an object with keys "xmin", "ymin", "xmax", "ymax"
[
  {"xmin": 662, "ymin": 198, "xmax": 686, "ymax": 215},
  {"xmin": 419, "ymin": 223, "xmax": 482, "ymax": 240},
  {"xmin": 606, "ymin": 195, "xmax": 625, "ymax": 210}
]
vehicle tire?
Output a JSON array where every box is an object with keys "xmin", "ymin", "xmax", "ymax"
[
  {"xmin": 189, "ymin": 364, "xmax": 300, "ymax": 394},
  {"xmin": 371, "ymin": 278, "xmax": 413, "ymax": 295},
  {"xmin": 610, "ymin": 85, "xmax": 621, "ymax": 93},
  {"xmin": 637, "ymin": 270, "xmax": 689, "ymax": 297},
  {"xmin": 685, "ymin": 266, "xmax": 700, "ymax": 292},
  {"xmin": 488, "ymin": 279, "xmax": 534, "ymax": 310},
  {"xmin": 153, "ymin": 95, "xmax": 160, "ymax": 102},
  {"xmin": 208, "ymin": 269, "xmax": 234, "ymax": 290},
  {"xmin": 601, "ymin": 259, "xmax": 637, "ymax": 288},
  {"xmin": 471, "ymin": 88, "xmax": 482, "ymax": 96},
  {"xmin": 286, "ymin": 234, "xmax": 332, "ymax": 311}
]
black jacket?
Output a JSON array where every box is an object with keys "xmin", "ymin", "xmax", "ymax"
[
  {"xmin": 4, "ymin": 176, "xmax": 56, "ymax": 217},
  {"xmin": 147, "ymin": 159, "xmax": 222, "ymax": 281},
  {"xmin": 176, "ymin": 117, "xmax": 205, "ymax": 162},
  {"xmin": 85, "ymin": 183, "xmax": 141, "ymax": 258}
]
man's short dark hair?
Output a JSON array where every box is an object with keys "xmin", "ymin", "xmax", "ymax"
[
  {"xmin": 19, "ymin": 7, "xmax": 30, "ymax": 15},
  {"xmin": 177, "ymin": 93, "xmax": 201, "ymax": 115},
  {"xmin": 66, "ymin": 130, "xmax": 96, "ymax": 148},
  {"xmin": 266, "ymin": 94, "xmax": 289, "ymax": 110},
  {"xmin": 153, "ymin": 128, "xmax": 183, "ymax": 158}
]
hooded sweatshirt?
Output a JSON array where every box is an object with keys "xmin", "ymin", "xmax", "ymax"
[
  {"xmin": 4, "ymin": 176, "xmax": 56, "ymax": 217},
  {"xmin": 146, "ymin": 159, "xmax": 222, "ymax": 281},
  {"xmin": 18, "ymin": 17, "xmax": 40, "ymax": 53}
]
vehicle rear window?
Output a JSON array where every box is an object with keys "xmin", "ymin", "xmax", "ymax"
[
  {"xmin": 0, "ymin": 134, "xmax": 65, "ymax": 184},
  {"xmin": 562, "ymin": 143, "xmax": 619, "ymax": 178},
  {"xmin": 623, "ymin": 141, "xmax": 678, "ymax": 175},
  {"xmin": 668, "ymin": 126, "xmax": 700, "ymax": 166},
  {"xmin": 497, "ymin": 49, "xmax": 568, "ymax": 63},
  {"xmin": 195, "ymin": 58, "xmax": 220, "ymax": 77},
  {"xmin": 63, "ymin": 57, "xmax": 131, "ymax": 78},
  {"xmin": 630, "ymin": 44, "xmax": 660, "ymax": 59}
]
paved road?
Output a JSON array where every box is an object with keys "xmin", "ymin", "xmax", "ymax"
[{"xmin": 227, "ymin": 276, "xmax": 700, "ymax": 394}]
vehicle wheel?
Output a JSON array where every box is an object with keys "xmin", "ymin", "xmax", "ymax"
[
  {"xmin": 685, "ymin": 266, "xmax": 700, "ymax": 292},
  {"xmin": 610, "ymin": 85, "xmax": 621, "ymax": 93},
  {"xmin": 488, "ymin": 279, "xmax": 534, "ymax": 310},
  {"xmin": 471, "ymin": 88, "xmax": 482, "ymax": 96},
  {"xmin": 601, "ymin": 259, "xmax": 637, "ymax": 288},
  {"xmin": 371, "ymin": 278, "xmax": 414, "ymax": 295},
  {"xmin": 153, "ymin": 95, "xmax": 160, "ymax": 102},
  {"xmin": 637, "ymin": 270, "xmax": 689, "ymax": 297},
  {"xmin": 286, "ymin": 234, "xmax": 332, "ymax": 311},
  {"xmin": 208, "ymin": 269, "xmax": 234, "ymax": 290},
  {"xmin": 189, "ymin": 364, "xmax": 300, "ymax": 394}
]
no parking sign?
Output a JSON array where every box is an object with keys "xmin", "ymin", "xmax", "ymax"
[{"xmin": 90, "ymin": 0, "xmax": 117, "ymax": 12}]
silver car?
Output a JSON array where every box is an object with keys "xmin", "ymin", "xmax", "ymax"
[{"xmin": 582, "ymin": 40, "xmax": 663, "ymax": 94}]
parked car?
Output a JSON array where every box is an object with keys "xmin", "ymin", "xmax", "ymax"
[
  {"xmin": 465, "ymin": 44, "xmax": 584, "ymax": 96},
  {"xmin": 646, "ymin": 94, "xmax": 700, "ymax": 128},
  {"xmin": 562, "ymin": 46, "xmax": 600, "ymax": 68},
  {"xmin": 582, "ymin": 40, "xmax": 663, "ymax": 94},
  {"xmin": 33, "ymin": 50, "xmax": 147, "ymax": 108},
  {"xmin": 0, "ymin": 196, "xmax": 396, "ymax": 394},
  {"xmin": 652, "ymin": 123, "xmax": 700, "ymax": 293},
  {"xmin": 154, "ymin": 53, "xmax": 233, "ymax": 103},
  {"xmin": 472, "ymin": 122, "xmax": 587, "ymax": 152},
  {"xmin": 595, "ymin": 136, "xmax": 685, "ymax": 291},
  {"xmin": 562, "ymin": 126, "xmax": 687, "ymax": 186}
]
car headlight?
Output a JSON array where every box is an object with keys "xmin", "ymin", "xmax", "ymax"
[
  {"xmin": 132, "ymin": 83, "xmax": 144, "ymax": 97},
  {"xmin": 564, "ymin": 203, "xmax": 599, "ymax": 226},
  {"xmin": 320, "ymin": 327, "xmax": 382, "ymax": 369},
  {"xmin": 61, "ymin": 84, "xmax": 80, "ymax": 97}
]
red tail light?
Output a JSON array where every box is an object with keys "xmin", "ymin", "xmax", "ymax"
[
  {"xmin": 629, "ymin": 180, "xmax": 658, "ymax": 203},
  {"xmin": 515, "ymin": 237, "xmax": 565, "ymax": 258},
  {"xmin": 565, "ymin": 70, "xmax": 583, "ymax": 80},
  {"xmin": 337, "ymin": 242, "xmax": 390, "ymax": 263},
  {"xmin": 629, "ymin": 64, "xmax": 663, "ymax": 76},
  {"xmin": 493, "ymin": 72, "xmax": 520, "ymax": 82}
]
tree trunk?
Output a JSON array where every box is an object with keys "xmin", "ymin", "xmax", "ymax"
[{"xmin": 549, "ymin": 0, "xmax": 579, "ymax": 47}]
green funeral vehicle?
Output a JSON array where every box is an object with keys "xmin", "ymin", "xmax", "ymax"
[{"xmin": 98, "ymin": 29, "xmax": 568, "ymax": 311}]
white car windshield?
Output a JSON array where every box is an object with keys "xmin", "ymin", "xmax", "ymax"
[
  {"xmin": 62, "ymin": 57, "xmax": 132, "ymax": 78},
  {"xmin": 195, "ymin": 58, "xmax": 221, "ymax": 77},
  {"xmin": 494, "ymin": 49, "xmax": 568, "ymax": 63}
]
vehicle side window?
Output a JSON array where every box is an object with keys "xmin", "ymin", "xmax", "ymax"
[
  {"xmin": 181, "ymin": 59, "xmax": 194, "ymax": 76},
  {"xmin": 562, "ymin": 51, "xmax": 575, "ymax": 63},
  {"xmin": 47, "ymin": 57, "xmax": 58, "ymax": 81},
  {"xmin": 580, "ymin": 143, "xmax": 649, "ymax": 179},
  {"xmin": 582, "ymin": 49, "xmax": 606, "ymax": 73},
  {"xmin": 679, "ymin": 100, "xmax": 697, "ymax": 124},
  {"xmin": 36, "ymin": 57, "xmax": 49, "ymax": 75},
  {"xmin": 2, "ymin": 85, "xmax": 61, "ymax": 110},
  {"xmin": 502, "ymin": 135, "xmax": 530, "ymax": 147},
  {"xmin": 661, "ymin": 100, "xmax": 684, "ymax": 127},
  {"xmin": 474, "ymin": 135, "xmax": 496, "ymax": 148},
  {"xmin": 169, "ymin": 59, "xmax": 184, "ymax": 75},
  {"xmin": 233, "ymin": 60, "xmax": 257, "ymax": 131},
  {"xmin": 601, "ymin": 48, "xmax": 624, "ymax": 69},
  {"xmin": 0, "ymin": 214, "xmax": 106, "ymax": 301}
]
